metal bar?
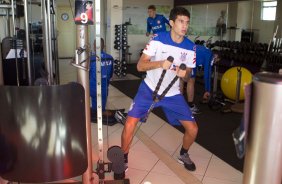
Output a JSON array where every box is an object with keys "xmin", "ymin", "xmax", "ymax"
[
  {"xmin": 0, "ymin": 43, "xmax": 3, "ymax": 85},
  {"xmin": 95, "ymin": 0, "xmax": 104, "ymax": 173},
  {"xmin": 24, "ymin": 0, "xmax": 32, "ymax": 85},
  {"xmin": 73, "ymin": 2, "xmax": 97, "ymax": 181},
  {"xmin": 213, "ymin": 64, "xmax": 218, "ymax": 93},
  {"xmin": 47, "ymin": 0, "xmax": 53, "ymax": 84},
  {"xmin": 0, "ymin": 4, "xmax": 12, "ymax": 8},
  {"xmin": 243, "ymin": 72, "xmax": 282, "ymax": 184},
  {"xmin": 10, "ymin": 0, "xmax": 15, "ymax": 36},
  {"xmin": 235, "ymin": 68, "xmax": 242, "ymax": 103},
  {"xmin": 77, "ymin": 24, "xmax": 94, "ymax": 184},
  {"xmin": 10, "ymin": 0, "xmax": 20, "ymax": 86},
  {"xmin": 51, "ymin": 0, "xmax": 59, "ymax": 84},
  {"xmin": 42, "ymin": 0, "xmax": 50, "ymax": 84}
]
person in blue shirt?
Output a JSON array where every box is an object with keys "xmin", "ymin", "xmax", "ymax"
[
  {"xmin": 90, "ymin": 38, "xmax": 113, "ymax": 112},
  {"xmin": 90, "ymin": 38, "xmax": 126, "ymax": 124},
  {"xmin": 184, "ymin": 45, "xmax": 216, "ymax": 114},
  {"xmin": 146, "ymin": 5, "xmax": 170, "ymax": 37}
]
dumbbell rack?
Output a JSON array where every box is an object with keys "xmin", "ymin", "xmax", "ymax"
[{"xmin": 114, "ymin": 24, "xmax": 128, "ymax": 77}]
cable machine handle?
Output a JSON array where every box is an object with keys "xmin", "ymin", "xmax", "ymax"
[
  {"xmin": 152, "ymin": 56, "xmax": 174, "ymax": 101},
  {"xmin": 158, "ymin": 63, "xmax": 187, "ymax": 101}
]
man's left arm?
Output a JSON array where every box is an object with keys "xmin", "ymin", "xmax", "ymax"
[
  {"xmin": 163, "ymin": 15, "xmax": 170, "ymax": 26},
  {"xmin": 146, "ymin": 18, "xmax": 152, "ymax": 36}
]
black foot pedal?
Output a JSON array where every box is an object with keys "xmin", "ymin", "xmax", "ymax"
[
  {"xmin": 107, "ymin": 146, "xmax": 125, "ymax": 179},
  {"xmin": 232, "ymin": 125, "xmax": 245, "ymax": 159}
]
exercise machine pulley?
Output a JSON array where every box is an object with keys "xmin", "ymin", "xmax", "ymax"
[{"xmin": 73, "ymin": 0, "xmax": 129, "ymax": 183}]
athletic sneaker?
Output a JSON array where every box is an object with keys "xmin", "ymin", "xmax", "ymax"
[
  {"xmin": 114, "ymin": 110, "xmax": 127, "ymax": 125},
  {"xmin": 190, "ymin": 104, "xmax": 201, "ymax": 114},
  {"xmin": 178, "ymin": 153, "xmax": 196, "ymax": 171}
]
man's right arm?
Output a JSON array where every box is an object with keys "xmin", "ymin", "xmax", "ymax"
[{"xmin": 137, "ymin": 53, "xmax": 171, "ymax": 72}]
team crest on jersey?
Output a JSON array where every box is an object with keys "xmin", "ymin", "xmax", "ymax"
[
  {"xmin": 157, "ymin": 20, "xmax": 161, "ymax": 24},
  {"xmin": 180, "ymin": 52, "xmax": 187, "ymax": 62}
]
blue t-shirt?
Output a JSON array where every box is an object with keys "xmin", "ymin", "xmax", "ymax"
[
  {"xmin": 147, "ymin": 14, "xmax": 169, "ymax": 34},
  {"xmin": 191, "ymin": 45, "xmax": 213, "ymax": 92},
  {"xmin": 89, "ymin": 51, "xmax": 113, "ymax": 111}
]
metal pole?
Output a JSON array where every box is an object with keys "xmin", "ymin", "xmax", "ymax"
[
  {"xmin": 0, "ymin": 43, "xmax": 3, "ymax": 85},
  {"xmin": 47, "ymin": 0, "xmax": 53, "ymax": 84},
  {"xmin": 243, "ymin": 72, "xmax": 282, "ymax": 184},
  {"xmin": 77, "ymin": 24, "xmax": 93, "ymax": 184},
  {"xmin": 212, "ymin": 64, "xmax": 218, "ymax": 94},
  {"xmin": 42, "ymin": 0, "xmax": 53, "ymax": 85},
  {"xmin": 51, "ymin": 0, "xmax": 60, "ymax": 84},
  {"xmin": 24, "ymin": 0, "xmax": 32, "ymax": 85},
  {"xmin": 42, "ymin": 0, "xmax": 49, "ymax": 84},
  {"xmin": 95, "ymin": 0, "xmax": 103, "ymax": 164},
  {"xmin": 11, "ymin": 0, "xmax": 20, "ymax": 86},
  {"xmin": 235, "ymin": 67, "xmax": 242, "ymax": 103},
  {"xmin": 11, "ymin": 0, "xmax": 15, "ymax": 36}
]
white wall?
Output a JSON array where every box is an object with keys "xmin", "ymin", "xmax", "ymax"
[
  {"xmin": 57, "ymin": 6, "xmax": 76, "ymax": 57},
  {"xmin": 235, "ymin": 1, "xmax": 252, "ymax": 41},
  {"xmin": 252, "ymin": 1, "xmax": 275, "ymax": 43},
  {"xmin": 227, "ymin": 2, "xmax": 238, "ymax": 41},
  {"xmin": 106, "ymin": 0, "xmax": 123, "ymax": 60},
  {"xmin": 274, "ymin": 0, "xmax": 282, "ymax": 37}
]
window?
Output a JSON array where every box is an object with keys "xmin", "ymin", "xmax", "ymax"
[{"xmin": 261, "ymin": 1, "xmax": 277, "ymax": 21}]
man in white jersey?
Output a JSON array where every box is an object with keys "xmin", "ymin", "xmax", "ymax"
[{"xmin": 121, "ymin": 7, "xmax": 198, "ymax": 172}]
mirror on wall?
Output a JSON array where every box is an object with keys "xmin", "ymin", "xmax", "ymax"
[{"xmin": 183, "ymin": 0, "xmax": 278, "ymax": 44}]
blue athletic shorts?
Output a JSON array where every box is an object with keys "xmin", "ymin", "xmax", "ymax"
[{"xmin": 128, "ymin": 81, "xmax": 195, "ymax": 125}]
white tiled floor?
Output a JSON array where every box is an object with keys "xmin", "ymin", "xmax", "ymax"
[
  {"xmin": 57, "ymin": 59, "xmax": 243, "ymax": 184},
  {"xmin": 100, "ymin": 85, "xmax": 243, "ymax": 184}
]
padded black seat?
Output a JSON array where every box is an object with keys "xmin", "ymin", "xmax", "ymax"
[{"xmin": 0, "ymin": 83, "xmax": 87, "ymax": 183}]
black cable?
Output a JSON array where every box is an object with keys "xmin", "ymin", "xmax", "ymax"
[
  {"xmin": 125, "ymin": 61, "xmax": 187, "ymax": 152},
  {"xmin": 152, "ymin": 56, "xmax": 174, "ymax": 101}
]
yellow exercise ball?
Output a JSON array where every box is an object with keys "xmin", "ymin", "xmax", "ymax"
[{"xmin": 220, "ymin": 67, "xmax": 252, "ymax": 101}]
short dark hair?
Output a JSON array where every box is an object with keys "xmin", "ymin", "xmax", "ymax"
[
  {"xmin": 169, "ymin": 7, "xmax": 190, "ymax": 21},
  {"xmin": 148, "ymin": 5, "xmax": 156, "ymax": 11}
]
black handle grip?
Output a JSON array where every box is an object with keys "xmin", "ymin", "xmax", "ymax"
[
  {"xmin": 152, "ymin": 56, "xmax": 174, "ymax": 101},
  {"xmin": 179, "ymin": 63, "xmax": 187, "ymax": 70},
  {"xmin": 167, "ymin": 56, "xmax": 174, "ymax": 63}
]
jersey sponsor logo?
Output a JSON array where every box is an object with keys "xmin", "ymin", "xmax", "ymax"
[
  {"xmin": 152, "ymin": 25, "xmax": 162, "ymax": 30},
  {"xmin": 101, "ymin": 60, "xmax": 112, "ymax": 66},
  {"xmin": 180, "ymin": 52, "xmax": 187, "ymax": 62}
]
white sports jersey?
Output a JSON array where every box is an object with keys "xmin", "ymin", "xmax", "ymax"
[{"xmin": 143, "ymin": 31, "xmax": 196, "ymax": 97}]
